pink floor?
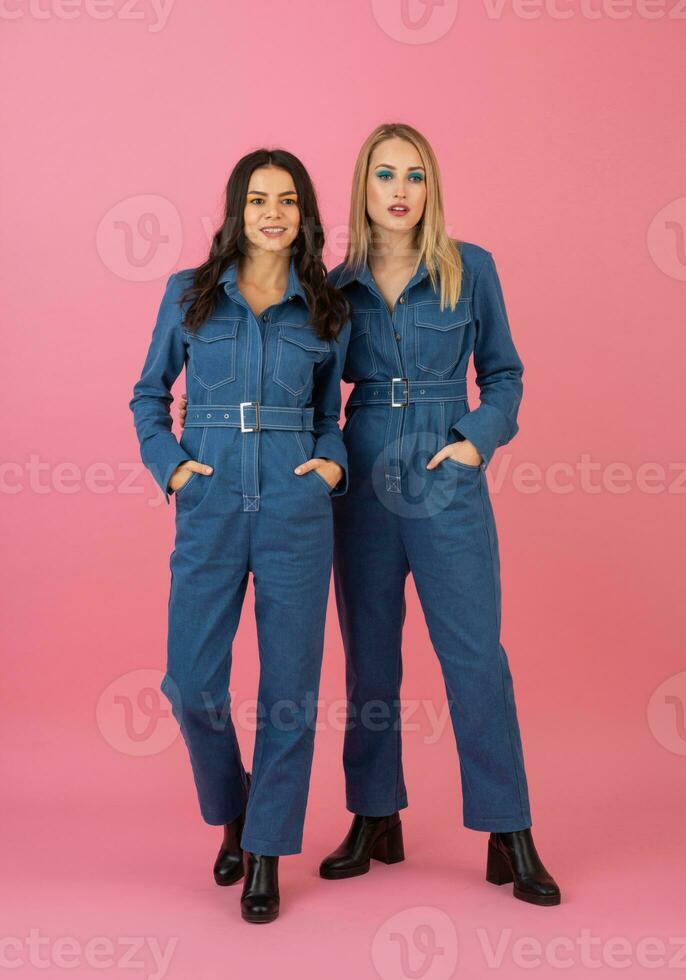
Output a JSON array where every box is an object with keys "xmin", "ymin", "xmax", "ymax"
[{"xmin": 5, "ymin": 702, "xmax": 684, "ymax": 979}]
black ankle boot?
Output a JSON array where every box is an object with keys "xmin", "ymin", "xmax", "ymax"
[
  {"xmin": 486, "ymin": 828, "xmax": 561, "ymax": 906},
  {"xmin": 213, "ymin": 772, "xmax": 251, "ymax": 886},
  {"xmin": 240, "ymin": 853, "xmax": 280, "ymax": 924},
  {"xmin": 319, "ymin": 813, "xmax": 405, "ymax": 880}
]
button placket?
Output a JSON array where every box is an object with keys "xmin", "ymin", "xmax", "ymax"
[
  {"xmin": 388, "ymin": 295, "xmax": 410, "ymax": 490},
  {"xmin": 222, "ymin": 280, "xmax": 303, "ymax": 512},
  {"xmin": 362, "ymin": 268, "xmax": 428, "ymax": 495},
  {"xmin": 232, "ymin": 296, "xmax": 265, "ymax": 512}
]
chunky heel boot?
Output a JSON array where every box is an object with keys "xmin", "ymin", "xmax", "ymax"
[
  {"xmin": 486, "ymin": 841, "xmax": 514, "ymax": 885},
  {"xmin": 370, "ymin": 818, "xmax": 405, "ymax": 864},
  {"xmin": 213, "ymin": 772, "xmax": 251, "ymax": 886},
  {"xmin": 486, "ymin": 828, "xmax": 561, "ymax": 906},
  {"xmin": 319, "ymin": 813, "xmax": 405, "ymax": 880},
  {"xmin": 240, "ymin": 853, "xmax": 280, "ymax": 924}
]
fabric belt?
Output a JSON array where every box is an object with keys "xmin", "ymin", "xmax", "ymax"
[
  {"xmin": 184, "ymin": 403, "xmax": 315, "ymax": 512},
  {"xmin": 184, "ymin": 403, "xmax": 315, "ymax": 432},
  {"xmin": 348, "ymin": 378, "xmax": 467, "ymax": 408},
  {"xmin": 347, "ymin": 378, "xmax": 468, "ymax": 494}
]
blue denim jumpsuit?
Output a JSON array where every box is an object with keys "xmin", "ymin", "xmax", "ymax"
[
  {"xmin": 328, "ymin": 241, "xmax": 532, "ymax": 832},
  {"xmin": 130, "ymin": 255, "xmax": 350, "ymax": 855}
]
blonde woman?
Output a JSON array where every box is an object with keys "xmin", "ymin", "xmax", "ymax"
[{"xmin": 319, "ymin": 123, "xmax": 560, "ymax": 905}]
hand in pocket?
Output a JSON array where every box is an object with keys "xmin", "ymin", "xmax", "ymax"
[
  {"xmin": 294, "ymin": 457, "xmax": 343, "ymax": 490},
  {"xmin": 426, "ymin": 439, "xmax": 482, "ymax": 470},
  {"xmin": 168, "ymin": 459, "xmax": 213, "ymax": 493}
]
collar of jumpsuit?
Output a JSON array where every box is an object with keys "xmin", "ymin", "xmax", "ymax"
[
  {"xmin": 218, "ymin": 252, "xmax": 309, "ymax": 305},
  {"xmin": 333, "ymin": 255, "xmax": 430, "ymax": 291}
]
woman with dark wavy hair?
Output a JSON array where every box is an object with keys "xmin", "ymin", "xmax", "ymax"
[{"xmin": 130, "ymin": 149, "xmax": 350, "ymax": 923}]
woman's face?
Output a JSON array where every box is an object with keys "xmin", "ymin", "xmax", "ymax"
[
  {"xmin": 366, "ymin": 137, "xmax": 427, "ymax": 236},
  {"xmin": 242, "ymin": 166, "xmax": 300, "ymax": 254}
]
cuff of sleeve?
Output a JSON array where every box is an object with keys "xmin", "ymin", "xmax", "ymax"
[
  {"xmin": 146, "ymin": 439, "xmax": 192, "ymax": 505},
  {"xmin": 313, "ymin": 434, "xmax": 349, "ymax": 496},
  {"xmin": 450, "ymin": 404, "xmax": 515, "ymax": 468}
]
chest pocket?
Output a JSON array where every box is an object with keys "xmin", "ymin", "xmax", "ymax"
[
  {"xmin": 273, "ymin": 323, "xmax": 330, "ymax": 396},
  {"xmin": 344, "ymin": 310, "xmax": 377, "ymax": 382},
  {"xmin": 414, "ymin": 299, "xmax": 471, "ymax": 377},
  {"xmin": 186, "ymin": 318, "xmax": 240, "ymax": 389}
]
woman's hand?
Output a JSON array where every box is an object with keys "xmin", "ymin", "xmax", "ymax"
[
  {"xmin": 294, "ymin": 458, "xmax": 343, "ymax": 490},
  {"xmin": 179, "ymin": 393, "xmax": 188, "ymax": 428},
  {"xmin": 168, "ymin": 459, "xmax": 213, "ymax": 493},
  {"xmin": 426, "ymin": 439, "xmax": 483, "ymax": 470}
]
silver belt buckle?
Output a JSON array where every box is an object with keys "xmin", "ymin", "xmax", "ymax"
[
  {"xmin": 240, "ymin": 401, "xmax": 260, "ymax": 432},
  {"xmin": 391, "ymin": 377, "xmax": 409, "ymax": 408}
]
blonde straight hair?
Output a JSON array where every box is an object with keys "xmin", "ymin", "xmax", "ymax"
[{"xmin": 345, "ymin": 122, "xmax": 463, "ymax": 310}]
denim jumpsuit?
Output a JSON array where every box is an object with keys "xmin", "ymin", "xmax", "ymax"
[
  {"xmin": 328, "ymin": 241, "xmax": 532, "ymax": 832},
  {"xmin": 130, "ymin": 255, "xmax": 350, "ymax": 855}
]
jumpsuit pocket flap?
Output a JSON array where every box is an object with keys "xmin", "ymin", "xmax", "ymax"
[
  {"xmin": 350, "ymin": 311, "xmax": 372, "ymax": 338},
  {"xmin": 414, "ymin": 299, "xmax": 471, "ymax": 330},
  {"xmin": 277, "ymin": 323, "xmax": 331, "ymax": 353},
  {"xmin": 185, "ymin": 318, "xmax": 240, "ymax": 342}
]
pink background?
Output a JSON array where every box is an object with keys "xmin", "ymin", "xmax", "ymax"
[{"xmin": 3, "ymin": 1, "xmax": 686, "ymax": 977}]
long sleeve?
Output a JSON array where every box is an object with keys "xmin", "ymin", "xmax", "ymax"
[
  {"xmin": 129, "ymin": 272, "xmax": 192, "ymax": 505},
  {"xmin": 451, "ymin": 252, "xmax": 524, "ymax": 466},
  {"xmin": 311, "ymin": 319, "xmax": 351, "ymax": 495}
]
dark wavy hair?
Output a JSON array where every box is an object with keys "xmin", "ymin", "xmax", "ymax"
[{"xmin": 179, "ymin": 148, "xmax": 349, "ymax": 340}]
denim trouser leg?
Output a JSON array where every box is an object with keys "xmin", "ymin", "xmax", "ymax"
[
  {"xmin": 400, "ymin": 463, "xmax": 532, "ymax": 832},
  {"xmin": 239, "ymin": 467, "xmax": 333, "ymax": 855},
  {"xmin": 333, "ymin": 486, "xmax": 410, "ymax": 817},
  {"xmin": 163, "ymin": 512, "xmax": 251, "ymax": 827}
]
